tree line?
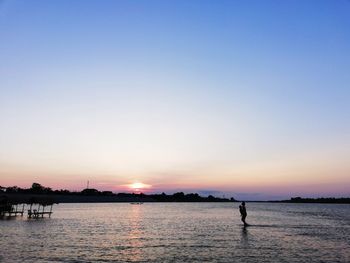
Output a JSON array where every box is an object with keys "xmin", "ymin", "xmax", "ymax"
[{"xmin": 0, "ymin": 183, "xmax": 235, "ymax": 202}]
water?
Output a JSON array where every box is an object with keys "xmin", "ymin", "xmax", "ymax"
[{"xmin": 1, "ymin": 203, "xmax": 349, "ymax": 262}]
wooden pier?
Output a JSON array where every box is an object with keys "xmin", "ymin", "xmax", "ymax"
[
  {"xmin": 0, "ymin": 203, "xmax": 25, "ymax": 217},
  {"xmin": 1, "ymin": 195, "xmax": 56, "ymax": 219},
  {"xmin": 27, "ymin": 203, "xmax": 53, "ymax": 218}
]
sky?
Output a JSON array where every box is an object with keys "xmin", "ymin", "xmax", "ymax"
[{"xmin": 0, "ymin": 0, "xmax": 349, "ymax": 200}]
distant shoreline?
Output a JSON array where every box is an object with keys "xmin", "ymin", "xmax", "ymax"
[
  {"xmin": 1, "ymin": 193, "xmax": 349, "ymax": 204},
  {"xmin": 1, "ymin": 183, "xmax": 349, "ymax": 204},
  {"xmin": 0, "ymin": 193, "xmax": 234, "ymax": 204},
  {"xmin": 267, "ymin": 197, "xmax": 350, "ymax": 204}
]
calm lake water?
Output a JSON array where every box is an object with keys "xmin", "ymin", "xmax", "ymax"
[{"xmin": 1, "ymin": 203, "xmax": 349, "ymax": 262}]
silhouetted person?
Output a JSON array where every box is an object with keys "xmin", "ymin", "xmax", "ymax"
[{"xmin": 239, "ymin": 202, "xmax": 248, "ymax": 226}]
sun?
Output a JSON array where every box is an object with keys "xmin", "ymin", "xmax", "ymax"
[{"xmin": 128, "ymin": 182, "xmax": 151, "ymax": 192}]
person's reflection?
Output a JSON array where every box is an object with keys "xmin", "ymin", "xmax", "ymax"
[{"xmin": 240, "ymin": 225, "xmax": 249, "ymax": 247}]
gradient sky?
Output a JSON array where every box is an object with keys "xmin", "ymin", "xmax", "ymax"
[{"xmin": 1, "ymin": 0, "xmax": 349, "ymax": 200}]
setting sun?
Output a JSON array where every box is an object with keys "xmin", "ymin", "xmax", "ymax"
[{"xmin": 128, "ymin": 182, "xmax": 152, "ymax": 191}]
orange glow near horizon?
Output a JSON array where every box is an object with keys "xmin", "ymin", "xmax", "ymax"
[{"xmin": 127, "ymin": 182, "xmax": 152, "ymax": 192}]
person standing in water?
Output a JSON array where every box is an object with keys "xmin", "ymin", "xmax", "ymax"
[{"xmin": 239, "ymin": 202, "xmax": 248, "ymax": 226}]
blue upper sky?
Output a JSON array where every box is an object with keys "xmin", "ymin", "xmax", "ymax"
[{"xmin": 0, "ymin": 0, "xmax": 349, "ymax": 200}]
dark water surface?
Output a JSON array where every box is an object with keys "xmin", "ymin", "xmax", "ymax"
[{"xmin": 1, "ymin": 203, "xmax": 349, "ymax": 262}]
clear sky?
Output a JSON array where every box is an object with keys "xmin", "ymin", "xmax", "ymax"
[{"xmin": 1, "ymin": 0, "xmax": 349, "ymax": 200}]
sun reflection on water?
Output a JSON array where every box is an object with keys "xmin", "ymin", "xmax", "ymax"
[{"xmin": 127, "ymin": 204, "xmax": 144, "ymax": 261}]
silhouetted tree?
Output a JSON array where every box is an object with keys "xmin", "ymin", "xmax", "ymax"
[
  {"xmin": 30, "ymin": 183, "xmax": 52, "ymax": 194},
  {"xmin": 207, "ymin": 195, "xmax": 215, "ymax": 201},
  {"xmin": 81, "ymin": 188, "xmax": 100, "ymax": 195},
  {"xmin": 6, "ymin": 186, "xmax": 20, "ymax": 193},
  {"xmin": 173, "ymin": 192, "xmax": 185, "ymax": 201},
  {"xmin": 31, "ymin": 183, "xmax": 45, "ymax": 193},
  {"xmin": 102, "ymin": 191, "xmax": 113, "ymax": 196}
]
